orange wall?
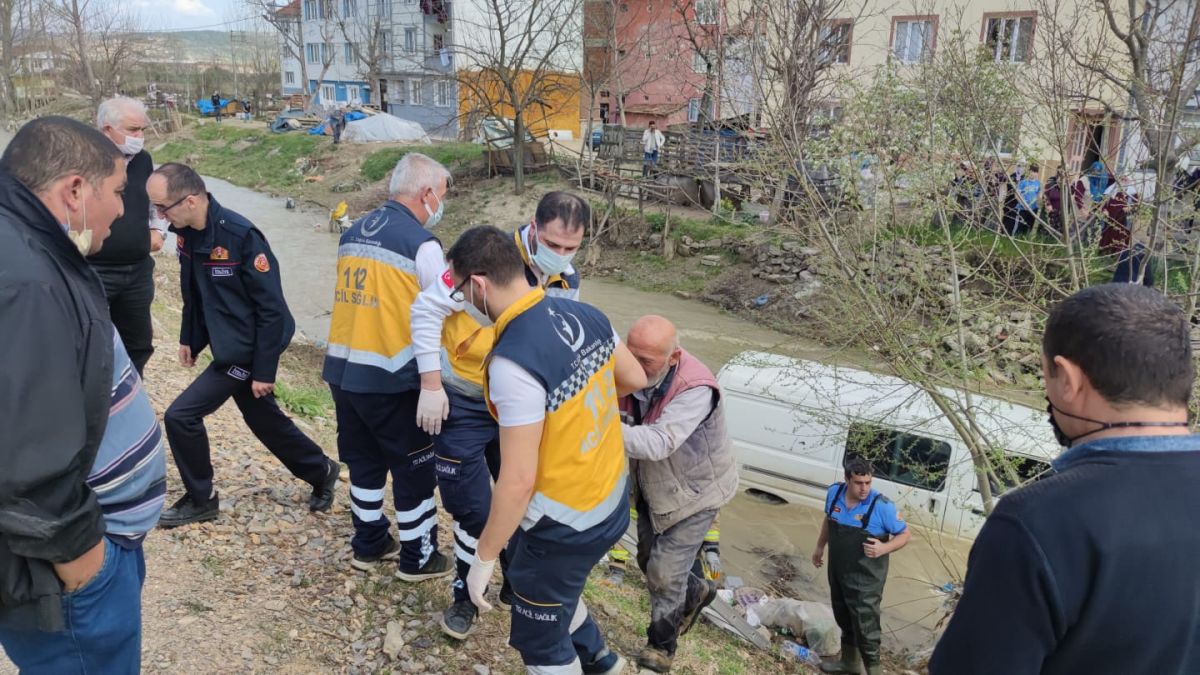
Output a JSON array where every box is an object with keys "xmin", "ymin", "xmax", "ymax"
[{"xmin": 459, "ymin": 70, "xmax": 582, "ymax": 135}]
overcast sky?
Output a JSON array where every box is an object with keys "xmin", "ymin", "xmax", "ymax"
[{"xmin": 134, "ymin": 0, "xmax": 260, "ymax": 32}]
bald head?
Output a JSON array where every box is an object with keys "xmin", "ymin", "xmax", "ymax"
[{"xmin": 627, "ymin": 315, "xmax": 681, "ymax": 387}]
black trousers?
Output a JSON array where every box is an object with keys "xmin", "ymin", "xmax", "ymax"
[
  {"xmin": 164, "ymin": 363, "xmax": 329, "ymax": 503},
  {"xmin": 92, "ymin": 257, "xmax": 155, "ymax": 376}
]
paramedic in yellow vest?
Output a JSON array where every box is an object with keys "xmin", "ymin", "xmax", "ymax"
[
  {"xmin": 321, "ymin": 153, "xmax": 455, "ymax": 581},
  {"xmin": 446, "ymin": 225, "xmax": 646, "ymax": 674},
  {"xmin": 409, "ymin": 192, "xmax": 589, "ymax": 640}
]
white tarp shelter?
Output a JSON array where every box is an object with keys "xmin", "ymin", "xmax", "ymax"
[{"xmin": 343, "ymin": 114, "xmax": 431, "ymax": 144}]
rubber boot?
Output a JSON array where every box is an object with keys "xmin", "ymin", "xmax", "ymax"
[{"xmin": 819, "ymin": 646, "xmax": 862, "ymax": 674}]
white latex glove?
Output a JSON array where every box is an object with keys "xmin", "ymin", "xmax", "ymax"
[
  {"xmin": 466, "ymin": 554, "xmax": 496, "ymax": 611},
  {"xmin": 416, "ymin": 387, "xmax": 450, "ymax": 435}
]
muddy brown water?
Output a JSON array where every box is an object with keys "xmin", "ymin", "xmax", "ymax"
[{"xmin": 188, "ymin": 180, "xmax": 967, "ymax": 653}]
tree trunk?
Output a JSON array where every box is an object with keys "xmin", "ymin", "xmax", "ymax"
[{"xmin": 513, "ymin": 109, "xmax": 526, "ymax": 195}]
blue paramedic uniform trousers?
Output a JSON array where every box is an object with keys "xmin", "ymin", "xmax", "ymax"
[
  {"xmin": 434, "ymin": 389, "xmax": 501, "ymax": 602},
  {"xmin": 506, "ymin": 501, "xmax": 630, "ymax": 672},
  {"xmin": 330, "ymin": 385, "xmax": 439, "ymax": 571}
]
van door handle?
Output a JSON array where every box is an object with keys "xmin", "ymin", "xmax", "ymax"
[
  {"xmin": 970, "ymin": 507, "xmax": 985, "ymax": 516},
  {"xmin": 928, "ymin": 496, "xmax": 941, "ymax": 514}
]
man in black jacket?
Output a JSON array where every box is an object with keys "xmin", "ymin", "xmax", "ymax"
[
  {"xmin": 148, "ymin": 163, "xmax": 339, "ymax": 528},
  {"xmin": 0, "ymin": 117, "xmax": 132, "ymax": 664},
  {"xmin": 92, "ymin": 96, "xmax": 166, "ymax": 375},
  {"xmin": 930, "ymin": 283, "xmax": 1200, "ymax": 675}
]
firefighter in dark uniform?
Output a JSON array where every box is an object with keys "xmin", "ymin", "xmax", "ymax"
[
  {"xmin": 147, "ymin": 163, "xmax": 339, "ymax": 528},
  {"xmin": 812, "ymin": 458, "xmax": 911, "ymax": 675}
]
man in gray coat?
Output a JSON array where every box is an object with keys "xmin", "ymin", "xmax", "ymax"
[{"xmin": 619, "ymin": 315, "xmax": 739, "ymax": 673}]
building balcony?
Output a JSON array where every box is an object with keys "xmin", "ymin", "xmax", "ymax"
[{"xmin": 424, "ymin": 51, "xmax": 453, "ymax": 72}]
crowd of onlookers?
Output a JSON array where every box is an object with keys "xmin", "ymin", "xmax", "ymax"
[{"xmin": 944, "ymin": 158, "xmax": 1200, "ymax": 285}]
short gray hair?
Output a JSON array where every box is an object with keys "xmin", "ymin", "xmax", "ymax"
[
  {"xmin": 388, "ymin": 153, "xmax": 450, "ymax": 199},
  {"xmin": 97, "ymin": 96, "xmax": 147, "ymax": 129}
]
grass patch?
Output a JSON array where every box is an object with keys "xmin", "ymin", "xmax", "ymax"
[
  {"xmin": 154, "ymin": 125, "xmax": 326, "ymax": 193},
  {"xmin": 200, "ymin": 555, "xmax": 224, "ymax": 577},
  {"xmin": 885, "ymin": 220, "xmax": 1035, "ymax": 258},
  {"xmin": 360, "ymin": 142, "xmax": 484, "ymax": 182},
  {"xmin": 275, "ymin": 381, "xmax": 334, "ymax": 418}
]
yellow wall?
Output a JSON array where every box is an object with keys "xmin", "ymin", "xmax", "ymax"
[{"xmin": 458, "ymin": 70, "xmax": 583, "ymax": 138}]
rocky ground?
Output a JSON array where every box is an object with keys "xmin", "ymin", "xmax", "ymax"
[{"xmin": 0, "ymin": 254, "xmax": 806, "ymax": 674}]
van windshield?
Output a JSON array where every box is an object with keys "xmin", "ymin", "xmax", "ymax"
[{"xmin": 845, "ymin": 422, "xmax": 951, "ymax": 491}]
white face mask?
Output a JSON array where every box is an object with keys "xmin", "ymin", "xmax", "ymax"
[
  {"xmin": 463, "ymin": 281, "xmax": 493, "ymax": 327},
  {"xmin": 65, "ymin": 197, "xmax": 92, "ymax": 256},
  {"xmin": 117, "ymin": 133, "xmax": 144, "ymax": 156}
]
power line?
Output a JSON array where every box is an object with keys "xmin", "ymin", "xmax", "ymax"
[{"xmin": 150, "ymin": 13, "xmax": 268, "ymax": 33}]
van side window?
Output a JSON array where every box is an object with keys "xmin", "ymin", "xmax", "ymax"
[
  {"xmin": 974, "ymin": 454, "xmax": 1050, "ymax": 496},
  {"xmin": 845, "ymin": 422, "xmax": 951, "ymax": 491}
]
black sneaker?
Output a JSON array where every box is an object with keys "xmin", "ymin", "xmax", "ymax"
[
  {"xmin": 351, "ymin": 538, "xmax": 401, "ymax": 572},
  {"xmin": 395, "ymin": 550, "xmax": 455, "ymax": 582},
  {"xmin": 496, "ymin": 578, "xmax": 515, "ymax": 610},
  {"xmin": 679, "ymin": 578, "xmax": 717, "ymax": 636},
  {"xmin": 308, "ymin": 458, "xmax": 340, "ymax": 512},
  {"xmin": 158, "ymin": 493, "xmax": 219, "ymax": 529},
  {"xmin": 439, "ymin": 599, "xmax": 478, "ymax": 640}
]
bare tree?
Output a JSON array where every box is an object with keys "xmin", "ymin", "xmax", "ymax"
[
  {"xmin": 251, "ymin": 0, "xmax": 337, "ymax": 107},
  {"xmin": 333, "ymin": 0, "xmax": 389, "ymax": 108},
  {"xmin": 455, "ymin": 0, "xmax": 583, "ymax": 193}
]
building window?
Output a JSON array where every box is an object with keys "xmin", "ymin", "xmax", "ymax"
[
  {"xmin": 404, "ymin": 27, "xmax": 416, "ymax": 53},
  {"xmin": 377, "ymin": 0, "xmax": 392, "ymax": 17},
  {"xmin": 974, "ymin": 112, "xmax": 1021, "ymax": 156},
  {"xmin": 436, "ymin": 80, "xmax": 451, "ymax": 107},
  {"xmin": 433, "ymin": 33, "xmax": 444, "ymax": 52},
  {"xmin": 687, "ymin": 98, "xmax": 701, "ymax": 123},
  {"xmin": 306, "ymin": 43, "xmax": 319, "ymax": 63},
  {"xmin": 692, "ymin": 50, "xmax": 707, "ymax": 73},
  {"xmin": 410, "ymin": 79, "xmax": 422, "ymax": 105},
  {"xmin": 695, "ymin": 0, "xmax": 716, "ymax": 25},
  {"xmin": 345, "ymin": 42, "xmax": 355, "ymax": 64},
  {"xmin": 984, "ymin": 13, "xmax": 1035, "ymax": 63},
  {"xmin": 321, "ymin": 43, "xmax": 330, "ymax": 64},
  {"xmin": 891, "ymin": 16, "xmax": 936, "ymax": 64},
  {"xmin": 395, "ymin": 79, "xmax": 407, "ymax": 104},
  {"xmin": 821, "ymin": 19, "xmax": 853, "ymax": 65},
  {"xmin": 285, "ymin": 71, "xmax": 296, "ymax": 85},
  {"xmin": 304, "ymin": 0, "xmax": 316, "ymax": 19},
  {"xmin": 343, "ymin": 0, "xmax": 356, "ymax": 16},
  {"xmin": 322, "ymin": 84, "xmax": 336, "ymax": 102}
]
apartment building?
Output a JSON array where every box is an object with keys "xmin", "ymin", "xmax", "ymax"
[{"xmin": 276, "ymin": 0, "xmax": 458, "ymax": 137}]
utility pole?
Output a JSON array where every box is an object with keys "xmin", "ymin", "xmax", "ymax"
[{"xmin": 230, "ymin": 30, "xmax": 240, "ymax": 96}]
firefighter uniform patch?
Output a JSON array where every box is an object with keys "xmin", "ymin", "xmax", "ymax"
[
  {"xmin": 210, "ymin": 246, "xmax": 229, "ymax": 261},
  {"xmin": 254, "ymin": 253, "xmax": 270, "ymax": 272}
]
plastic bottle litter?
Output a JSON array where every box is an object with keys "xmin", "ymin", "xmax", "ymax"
[{"xmin": 780, "ymin": 640, "xmax": 822, "ymax": 666}]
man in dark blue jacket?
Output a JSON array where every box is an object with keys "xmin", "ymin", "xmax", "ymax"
[
  {"xmin": 930, "ymin": 283, "xmax": 1200, "ymax": 675},
  {"xmin": 148, "ymin": 163, "xmax": 339, "ymax": 528},
  {"xmin": 0, "ymin": 116, "xmax": 160, "ymax": 671}
]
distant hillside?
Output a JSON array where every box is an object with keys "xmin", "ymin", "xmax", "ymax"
[{"xmin": 135, "ymin": 29, "xmax": 278, "ymax": 64}]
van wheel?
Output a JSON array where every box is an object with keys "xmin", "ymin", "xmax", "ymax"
[{"xmin": 745, "ymin": 488, "xmax": 788, "ymax": 505}]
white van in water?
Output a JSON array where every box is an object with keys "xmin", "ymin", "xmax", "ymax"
[{"xmin": 715, "ymin": 351, "xmax": 1059, "ymax": 539}]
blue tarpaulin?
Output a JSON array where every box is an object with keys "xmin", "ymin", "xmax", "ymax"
[{"xmin": 197, "ymin": 98, "xmax": 230, "ymax": 115}]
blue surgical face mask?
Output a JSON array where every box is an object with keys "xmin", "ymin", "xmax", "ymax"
[
  {"xmin": 424, "ymin": 191, "xmax": 444, "ymax": 228},
  {"xmin": 529, "ymin": 223, "xmax": 575, "ymax": 276}
]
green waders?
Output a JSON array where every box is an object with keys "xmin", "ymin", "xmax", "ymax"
[{"xmin": 826, "ymin": 485, "xmax": 889, "ymax": 669}]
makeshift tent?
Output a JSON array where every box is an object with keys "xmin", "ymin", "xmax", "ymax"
[
  {"xmin": 342, "ymin": 114, "xmax": 430, "ymax": 144},
  {"xmin": 197, "ymin": 98, "xmax": 238, "ymax": 116}
]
